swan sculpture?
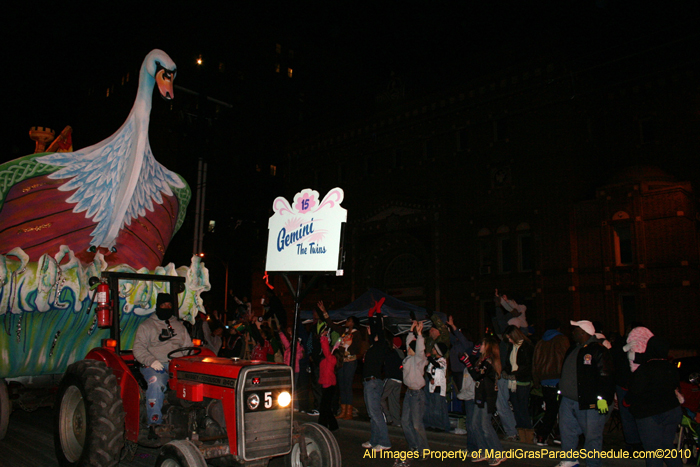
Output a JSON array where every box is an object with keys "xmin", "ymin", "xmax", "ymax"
[
  {"xmin": 37, "ymin": 49, "xmax": 184, "ymax": 252},
  {"xmin": 0, "ymin": 49, "xmax": 189, "ymax": 270},
  {"xmin": 0, "ymin": 50, "xmax": 209, "ymax": 385}
]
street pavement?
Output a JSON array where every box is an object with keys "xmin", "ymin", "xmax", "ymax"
[
  {"xmin": 292, "ymin": 376, "xmax": 647, "ymax": 467},
  {"xmin": 293, "ymin": 412, "xmax": 647, "ymax": 467},
  {"xmin": 0, "ymin": 405, "xmax": 648, "ymax": 467}
]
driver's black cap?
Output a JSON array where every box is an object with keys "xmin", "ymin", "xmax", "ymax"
[{"xmin": 157, "ymin": 293, "xmax": 173, "ymax": 308}]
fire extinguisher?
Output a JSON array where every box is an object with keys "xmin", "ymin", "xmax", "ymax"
[{"xmin": 95, "ymin": 280, "xmax": 112, "ymax": 328}]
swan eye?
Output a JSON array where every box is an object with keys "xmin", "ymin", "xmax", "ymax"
[
  {"xmin": 155, "ymin": 62, "xmax": 176, "ymax": 81},
  {"xmin": 156, "ymin": 69, "xmax": 175, "ymax": 85}
]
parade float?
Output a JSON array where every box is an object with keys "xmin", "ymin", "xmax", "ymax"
[{"xmin": 0, "ymin": 49, "xmax": 210, "ymax": 439}]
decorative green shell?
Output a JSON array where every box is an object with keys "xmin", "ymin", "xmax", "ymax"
[{"xmin": 0, "ymin": 153, "xmax": 190, "ymax": 235}]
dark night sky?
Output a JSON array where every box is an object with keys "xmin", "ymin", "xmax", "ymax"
[
  {"xmin": 3, "ymin": 1, "xmax": 699, "ymax": 304},
  {"xmin": 5, "ymin": 0, "xmax": 697, "ymax": 156}
]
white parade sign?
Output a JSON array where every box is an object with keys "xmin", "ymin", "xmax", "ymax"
[{"xmin": 265, "ymin": 188, "xmax": 347, "ymax": 274}]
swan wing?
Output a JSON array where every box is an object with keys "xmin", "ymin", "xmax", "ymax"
[
  {"xmin": 36, "ymin": 121, "xmax": 135, "ymax": 246},
  {"xmin": 124, "ymin": 145, "xmax": 186, "ymax": 225}
]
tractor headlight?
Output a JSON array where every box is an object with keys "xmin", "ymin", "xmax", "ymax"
[
  {"xmin": 247, "ymin": 394, "xmax": 260, "ymax": 410},
  {"xmin": 278, "ymin": 391, "xmax": 291, "ymax": 408}
]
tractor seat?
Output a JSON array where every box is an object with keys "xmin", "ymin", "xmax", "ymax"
[{"xmin": 120, "ymin": 350, "xmax": 148, "ymax": 391}]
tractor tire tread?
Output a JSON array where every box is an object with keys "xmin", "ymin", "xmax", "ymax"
[{"xmin": 55, "ymin": 359, "xmax": 125, "ymax": 467}]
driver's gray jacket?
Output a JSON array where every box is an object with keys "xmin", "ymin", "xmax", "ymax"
[{"xmin": 133, "ymin": 314, "xmax": 193, "ymax": 367}]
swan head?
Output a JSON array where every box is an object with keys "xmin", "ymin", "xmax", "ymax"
[{"xmin": 143, "ymin": 49, "xmax": 177, "ymax": 101}]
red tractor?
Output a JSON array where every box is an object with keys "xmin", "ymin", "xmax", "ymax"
[{"xmin": 53, "ymin": 271, "xmax": 340, "ymax": 467}]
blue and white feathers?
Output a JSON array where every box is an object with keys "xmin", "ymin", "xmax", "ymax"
[{"xmin": 37, "ymin": 49, "xmax": 184, "ymax": 251}]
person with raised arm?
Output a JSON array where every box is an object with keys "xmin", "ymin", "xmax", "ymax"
[{"xmin": 392, "ymin": 320, "xmax": 429, "ymax": 467}]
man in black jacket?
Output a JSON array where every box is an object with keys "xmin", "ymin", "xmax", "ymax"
[
  {"xmin": 361, "ymin": 299, "xmax": 392, "ymax": 451},
  {"xmin": 381, "ymin": 335, "xmax": 405, "ymax": 427},
  {"xmin": 554, "ymin": 320, "xmax": 614, "ymax": 467},
  {"xmin": 611, "ymin": 324, "xmax": 644, "ymax": 453}
]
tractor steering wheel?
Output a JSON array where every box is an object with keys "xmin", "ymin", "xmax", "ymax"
[{"xmin": 167, "ymin": 346, "xmax": 203, "ymax": 359}]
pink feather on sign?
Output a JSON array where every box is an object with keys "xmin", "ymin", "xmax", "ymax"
[
  {"xmin": 284, "ymin": 217, "xmax": 303, "ymax": 231},
  {"xmin": 273, "ymin": 197, "xmax": 294, "ymax": 216},
  {"xmin": 315, "ymin": 188, "xmax": 344, "ymax": 212},
  {"xmin": 307, "ymin": 230, "xmax": 328, "ymax": 243}
]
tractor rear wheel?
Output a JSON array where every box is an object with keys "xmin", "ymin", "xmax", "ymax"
[
  {"xmin": 0, "ymin": 378, "xmax": 10, "ymax": 440},
  {"xmin": 284, "ymin": 422, "xmax": 341, "ymax": 467},
  {"xmin": 54, "ymin": 360, "xmax": 125, "ymax": 467},
  {"xmin": 155, "ymin": 440, "xmax": 207, "ymax": 467}
]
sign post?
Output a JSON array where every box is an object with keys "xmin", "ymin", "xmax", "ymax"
[{"xmin": 265, "ymin": 188, "xmax": 347, "ymax": 391}]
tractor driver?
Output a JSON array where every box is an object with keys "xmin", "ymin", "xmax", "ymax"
[{"xmin": 133, "ymin": 293, "xmax": 192, "ymax": 437}]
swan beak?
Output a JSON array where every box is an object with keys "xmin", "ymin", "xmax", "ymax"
[{"xmin": 156, "ymin": 68, "xmax": 175, "ymax": 100}]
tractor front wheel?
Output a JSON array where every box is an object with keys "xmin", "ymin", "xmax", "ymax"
[
  {"xmin": 284, "ymin": 422, "xmax": 341, "ymax": 467},
  {"xmin": 155, "ymin": 440, "xmax": 207, "ymax": 467},
  {"xmin": 54, "ymin": 360, "xmax": 125, "ymax": 467}
]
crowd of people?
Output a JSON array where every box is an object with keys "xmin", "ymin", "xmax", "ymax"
[{"xmin": 134, "ymin": 290, "xmax": 690, "ymax": 467}]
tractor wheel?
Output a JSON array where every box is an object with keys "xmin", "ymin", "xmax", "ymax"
[
  {"xmin": 0, "ymin": 378, "xmax": 10, "ymax": 440},
  {"xmin": 54, "ymin": 360, "xmax": 125, "ymax": 467},
  {"xmin": 284, "ymin": 422, "xmax": 341, "ymax": 467},
  {"xmin": 155, "ymin": 440, "xmax": 207, "ymax": 467}
]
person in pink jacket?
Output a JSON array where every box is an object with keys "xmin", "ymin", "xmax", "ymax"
[
  {"xmin": 279, "ymin": 328, "xmax": 304, "ymax": 371},
  {"xmin": 279, "ymin": 328, "xmax": 304, "ymax": 410},
  {"xmin": 318, "ymin": 330, "xmax": 343, "ymax": 431}
]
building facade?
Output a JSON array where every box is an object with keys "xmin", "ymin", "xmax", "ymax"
[{"xmin": 278, "ymin": 39, "xmax": 700, "ymax": 349}]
